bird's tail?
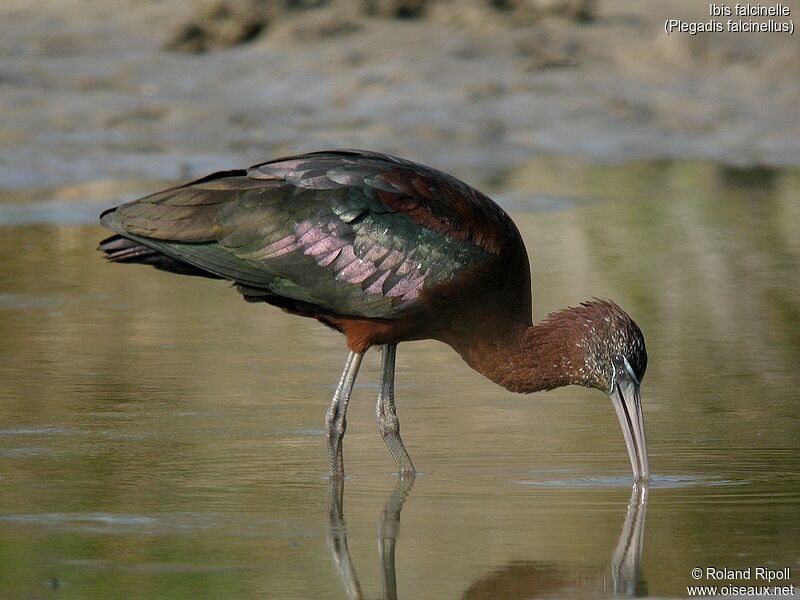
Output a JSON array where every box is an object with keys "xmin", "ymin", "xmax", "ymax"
[
  {"xmin": 98, "ymin": 234, "xmax": 158, "ymax": 263},
  {"xmin": 98, "ymin": 234, "xmax": 222, "ymax": 279}
]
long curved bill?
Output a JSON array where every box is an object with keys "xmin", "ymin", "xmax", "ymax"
[{"xmin": 609, "ymin": 379, "xmax": 649, "ymax": 481}]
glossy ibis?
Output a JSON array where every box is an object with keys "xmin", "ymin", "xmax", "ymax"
[{"xmin": 98, "ymin": 150, "xmax": 649, "ymax": 481}]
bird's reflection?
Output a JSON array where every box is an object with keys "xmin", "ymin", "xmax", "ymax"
[
  {"xmin": 327, "ymin": 479, "xmax": 648, "ymax": 599},
  {"xmin": 609, "ymin": 483, "xmax": 648, "ymax": 597},
  {"xmin": 463, "ymin": 483, "xmax": 649, "ymax": 599},
  {"xmin": 328, "ymin": 475, "xmax": 415, "ymax": 600}
]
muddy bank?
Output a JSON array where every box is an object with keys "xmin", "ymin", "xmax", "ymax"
[{"xmin": 0, "ymin": 0, "xmax": 797, "ymax": 197}]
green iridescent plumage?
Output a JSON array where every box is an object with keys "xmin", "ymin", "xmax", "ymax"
[{"xmin": 100, "ymin": 150, "xmax": 517, "ymax": 319}]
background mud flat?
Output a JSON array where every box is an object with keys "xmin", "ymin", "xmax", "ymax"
[{"xmin": 0, "ymin": 0, "xmax": 798, "ymax": 198}]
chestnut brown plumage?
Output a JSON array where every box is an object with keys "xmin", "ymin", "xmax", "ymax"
[{"xmin": 99, "ymin": 150, "xmax": 649, "ymax": 481}]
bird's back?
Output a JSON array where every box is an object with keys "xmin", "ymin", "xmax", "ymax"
[{"xmin": 100, "ymin": 150, "xmax": 532, "ymax": 348}]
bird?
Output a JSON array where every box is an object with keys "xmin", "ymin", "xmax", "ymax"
[{"xmin": 98, "ymin": 149, "xmax": 649, "ymax": 481}]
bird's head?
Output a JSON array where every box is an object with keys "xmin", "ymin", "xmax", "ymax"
[{"xmin": 573, "ymin": 299, "xmax": 649, "ymax": 481}]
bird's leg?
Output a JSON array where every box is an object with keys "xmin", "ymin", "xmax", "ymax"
[
  {"xmin": 376, "ymin": 344, "xmax": 415, "ymax": 476},
  {"xmin": 326, "ymin": 351, "xmax": 364, "ymax": 480}
]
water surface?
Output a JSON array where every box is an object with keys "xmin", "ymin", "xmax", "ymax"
[{"xmin": 1, "ymin": 159, "xmax": 798, "ymax": 598}]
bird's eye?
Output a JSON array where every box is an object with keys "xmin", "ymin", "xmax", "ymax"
[{"xmin": 612, "ymin": 354, "xmax": 625, "ymax": 368}]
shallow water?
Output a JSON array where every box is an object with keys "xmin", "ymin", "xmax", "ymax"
[{"xmin": 1, "ymin": 159, "xmax": 798, "ymax": 599}]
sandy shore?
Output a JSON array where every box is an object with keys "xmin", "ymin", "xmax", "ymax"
[{"xmin": 0, "ymin": 0, "xmax": 798, "ymax": 195}]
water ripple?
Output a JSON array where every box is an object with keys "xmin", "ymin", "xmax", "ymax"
[{"xmin": 513, "ymin": 474, "xmax": 744, "ymax": 489}]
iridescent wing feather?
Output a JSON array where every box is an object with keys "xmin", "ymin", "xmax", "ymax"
[{"xmin": 100, "ymin": 150, "xmax": 519, "ymax": 319}]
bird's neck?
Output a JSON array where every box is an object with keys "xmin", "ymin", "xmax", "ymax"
[{"xmin": 453, "ymin": 310, "xmax": 589, "ymax": 393}]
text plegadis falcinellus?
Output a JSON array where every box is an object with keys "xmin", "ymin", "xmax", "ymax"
[{"xmin": 98, "ymin": 150, "xmax": 649, "ymax": 481}]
